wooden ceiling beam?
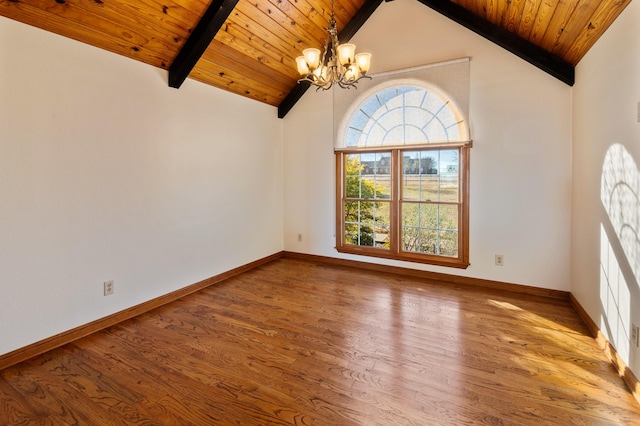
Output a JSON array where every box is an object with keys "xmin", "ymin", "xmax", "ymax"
[
  {"xmin": 277, "ymin": 0, "xmax": 385, "ymax": 119},
  {"xmin": 168, "ymin": 0, "xmax": 239, "ymax": 89},
  {"xmin": 417, "ymin": 0, "xmax": 575, "ymax": 86}
]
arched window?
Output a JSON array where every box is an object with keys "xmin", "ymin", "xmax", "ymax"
[
  {"xmin": 343, "ymin": 85, "xmax": 468, "ymax": 148},
  {"xmin": 336, "ymin": 84, "xmax": 470, "ymax": 268}
]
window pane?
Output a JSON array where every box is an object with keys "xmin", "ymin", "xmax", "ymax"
[
  {"xmin": 401, "ymin": 202, "xmax": 458, "ymax": 255},
  {"xmin": 402, "ymin": 203, "xmax": 419, "ymax": 227},
  {"xmin": 401, "ymin": 149, "xmax": 461, "ymax": 202},
  {"xmin": 402, "ymin": 151, "xmax": 440, "ymax": 201},
  {"xmin": 419, "ymin": 203, "xmax": 438, "ymax": 229},
  {"xmin": 439, "ymin": 149, "xmax": 459, "ymax": 202},
  {"xmin": 402, "ymin": 226, "xmax": 419, "ymax": 252},
  {"xmin": 439, "ymin": 174, "xmax": 459, "ymax": 202},
  {"xmin": 345, "ymin": 152, "xmax": 391, "ymax": 200},
  {"xmin": 402, "ymin": 202, "xmax": 436, "ymax": 228},
  {"xmin": 402, "ymin": 174, "xmax": 420, "ymax": 201},
  {"xmin": 346, "ymin": 176, "xmax": 360, "ymax": 198},
  {"xmin": 402, "ymin": 202, "xmax": 435, "ymax": 253},
  {"xmin": 375, "ymin": 201, "xmax": 391, "ymax": 226},
  {"xmin": 344, "ymin": 200, "xmax": 359, "ymax": 229},
  {"xmin": 402, "ymin": 227, "xmax": 439, "ymax": 254},
  {"xmin": 346, "ymin": 154, "xmax": 361, "ymax": 176},
  {"xmin": 421, "ymin": 174, "xmax": 439, "ymax": 202},
  {"xmin": 402, "ymin": 151, "xmax": 420, "ymax": 201},
  {"xmin": 439, "ymin": 204, "xmax": 458, "ymax": 231},
  {"xmin": 345, "ymin": 222, "xmax": 359, "ymax": 245},
  {"xmin": 359, "ymin": 224, "xmax": 376, "ymax": 247},
  {"xmin": 343, "ymin": 200, "xmax": 390, "ymax": 250},
  {"xmin": 360, "ymin": 176, "xmax": 378, "ymax": 199},
  {"xmin": 421, "ymin": 229, "xmax": 438, "ymax": 254},
  {"xmin": 439, "ymin": 230, "xmax": 458, "ymax": 257},
  {"xmin": 374, "ymin": 225, "xmax": 390, "ymax": 248},
  {"xmin": 376, "ymin": 153, "xmax": 391, "ymax": 175},
  {"xmin": 376, "ymin": 174, "xmax": 392, "ymax": 199}
]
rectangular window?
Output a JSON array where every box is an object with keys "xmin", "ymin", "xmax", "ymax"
[
  {"xmin": 336, "ymin": 146, "xmax": 469, "ymax": 268},
  {"xmin": 344, "ymin": 152, "xmax": 392, "ymax": 249}
]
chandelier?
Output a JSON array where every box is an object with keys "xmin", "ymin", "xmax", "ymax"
[{"xmin": 295, "ymin": 0, "xmax": 372, "ymax": 90}]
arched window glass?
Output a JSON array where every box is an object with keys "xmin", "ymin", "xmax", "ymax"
[{"xmin": 343, "ymin": 85, "xmax": 468, "ymax": 148}]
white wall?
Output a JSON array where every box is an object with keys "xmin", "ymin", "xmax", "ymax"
[
  {"xmin": 0, "ymin": 17, "xmax": 283, "ymax": 355},
  {"xmin": 283, "ymin": 0, "xmax": 573, "ymax": 291},
  {"xmin": 0, "ymin": 0, "xmax": 582, "ymax": 358},
  {"xmin": 572, "ymin": 1, "xmax": 640, "ymax": 376}
]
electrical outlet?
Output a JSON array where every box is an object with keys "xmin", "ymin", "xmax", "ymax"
[
  {"xmin": 297, "ymin": 233, "xmax": 302, "ymax": 242},
  {"xmin": 632, "ymin": 324, "xmax": 639, "ymax": 347},
  {"xmin": 495, "ymin": 255, "xmax": 504, "ymax": 266},
  {"xmin": 104, "ymin": 280, "xmax": 114, "ymax": 296}
]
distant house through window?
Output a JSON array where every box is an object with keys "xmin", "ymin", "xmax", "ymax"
[{"xmin": 336, "ymin": 84, "xmax": 470, "ymax": 268}]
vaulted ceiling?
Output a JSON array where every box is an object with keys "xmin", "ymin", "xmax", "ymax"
[{"xmin": 0, "ymin": 0, "xmax": 631, "ymax": 117}]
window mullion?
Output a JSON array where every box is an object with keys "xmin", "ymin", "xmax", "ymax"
[{"xmin": 391, "ymin": 150, "xmax": 400, "ymax": 254}]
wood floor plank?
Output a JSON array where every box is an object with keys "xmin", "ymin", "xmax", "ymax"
[{"xmin": 1, "ymin": 257, "xmax": 639, "ymax": 425}]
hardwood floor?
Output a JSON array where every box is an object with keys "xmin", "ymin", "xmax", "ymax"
[{"xmin": 1, "ymin": 257, "xmax": 639, "ymax": 425}]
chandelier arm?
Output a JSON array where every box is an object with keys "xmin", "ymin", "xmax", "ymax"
[
  {"xmin": 297, "ymin": 76, "xmax": 333, "ymax": 91},
  {"xmin": 337, "ymin": 74, "xmax": 372, "ymax": 89}
]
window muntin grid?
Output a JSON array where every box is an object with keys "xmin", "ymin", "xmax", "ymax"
[
  {"xmin": 344, "ymin": 152, "xmax": 391, "ymax": 249},
  {"xmin": 401, "ymin": 149, "xmax": 460, "ymax": 257},
  {"xmin": 344, "ymin": 86, "xmax": 466, "ymax": 148}
]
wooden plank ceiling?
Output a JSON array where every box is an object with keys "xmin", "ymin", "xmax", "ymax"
[{"xmin": 0, "ymin": 0, "xmax": 631, "ymax": 116}]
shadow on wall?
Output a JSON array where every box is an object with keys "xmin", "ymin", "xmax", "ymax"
[{"xmin": 600, "ymin": 143, "xmax": 640, "ymax": 365}]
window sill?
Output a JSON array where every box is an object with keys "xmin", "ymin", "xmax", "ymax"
[{"xmin": 336, "ymin": 245, "xmax": 470, "ymax": 269}]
